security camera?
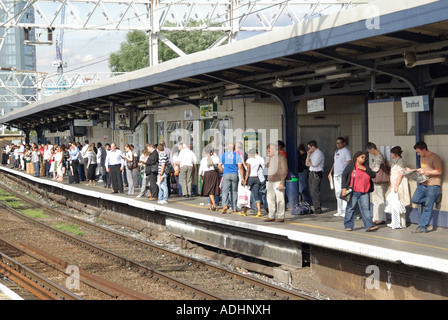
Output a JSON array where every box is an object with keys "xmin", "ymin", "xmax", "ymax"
[{"xmin": 404, "ymin": 52, "xmax": 416, "ymax": 68}]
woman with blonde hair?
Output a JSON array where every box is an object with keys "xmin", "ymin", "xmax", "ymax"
[{"xmin": 54, "ymin": 146, "xmax": 64, "ymax": 182}]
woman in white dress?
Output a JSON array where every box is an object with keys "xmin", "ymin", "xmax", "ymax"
[
  {"xmin": 386, "ymin": 146, "xmax": 411, "ymax": 228},
  {"xmin": 54, "ymin": 146, "xmax": 64, "ymax": 182}
]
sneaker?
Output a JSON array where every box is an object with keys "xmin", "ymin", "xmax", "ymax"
[
  {"xmin": 333, "ymin": 212, "xmax": 344, "ymax": 217},
  {"xmin": 412, "ymin": 227, "xmax": 427, "ymax": 234}
]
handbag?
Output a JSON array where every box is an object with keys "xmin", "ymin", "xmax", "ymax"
[
  {"xmin": 127, "ymin": 157, "xmax": 138, "ymax": 170},
  {"xmin": 340, "ymin": 169, "xmax": 356, "ymax": 202},
  {"xmin": 372, "ymin": 161, "xmax": 390, "ymax": 184}
]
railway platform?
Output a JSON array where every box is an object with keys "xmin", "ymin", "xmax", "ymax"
[{"xmin": 1, "ymin": 165, "xmax": 447, "ymax": 299}]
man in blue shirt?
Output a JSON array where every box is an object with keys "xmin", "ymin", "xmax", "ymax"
[
  {"xmin": 218, "ymin": 143, "xmax": 244, "ymax": 213},
  {"xmin": 68, "ymin": 142, "xmax": 80, "ymax": 183}
]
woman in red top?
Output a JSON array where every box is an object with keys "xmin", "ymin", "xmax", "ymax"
[{"xmin": 341, "ymin": 151, "xmax": 378, "ymax": 232}]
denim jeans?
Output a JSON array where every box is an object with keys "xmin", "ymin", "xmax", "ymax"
[
  {"xmin": 33, "ymin": 162, "xmax": 40, "ymax": 177},
  {"xmin": 252, "ymin": 179, "xmax": 267, "ymax": 211},
  {"xmin": 412, "ymin": 184, "xmax": 440, "ymax": 231},
  {"xmin": 222, "ymin": 173, "xmax": 238, "ymax": 210},
  {"xmin": 344, "ymin": 192, "xmax": 374, "ymax": 231},
  {"xmin": 246, "ymin": 177, "xmax": 261, "ymax": 203},
  {"xmin": 158, "ymin": 173, "xmax": 168, "ymax": 201},
  {"xmin": 298, "ymin": 171, "xmax": 312, "ymax": 203}
]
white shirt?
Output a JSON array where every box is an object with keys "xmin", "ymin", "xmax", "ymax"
[
  {"xmin": 198, "ymin": 154, "xmax": 219, "ymax": 176},
  {"xmin": 333, "ymin": 147, "xmax": 352, "ymax": 176},
  {"xmin": 43, "ymin": 145, "xmax": 53, "ymax": 160},
  {"xmin": 81, "ymin": 144, "xmax": 89, "ymax": 159},
  {"xmin": 309, "ymin": 148, "xmax": 325, "ymax": 172},
  {"xmin": 177, "ymin": 148, "xmax": 198, "ymax": 168},
  {"xmin": 246, "ymin": 157, "xmax": 261, "ymax": 177}
]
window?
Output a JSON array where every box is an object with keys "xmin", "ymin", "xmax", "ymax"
[{"xmin": 166, "ymin": 121, "xmax": 181, "ymax": 133}]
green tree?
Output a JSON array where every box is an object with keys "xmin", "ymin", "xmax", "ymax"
[
  {"xmin": 109, "ymin": 31, "xmax": 149, "ymax": 72},
  {"xmin": 109, "ymin": 23, "xmax": 224, "ymax": 72}
]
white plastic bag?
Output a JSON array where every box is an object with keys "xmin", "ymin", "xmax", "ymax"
[
  {"xmin": 385, "ymin": 191, "xmax": 405, "ymax": 229},
  {"xmin": 237, "ymin": 184, "xmax": 251, "ymax": 208}
]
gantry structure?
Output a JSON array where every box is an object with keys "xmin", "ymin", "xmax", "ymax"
[{"xmin": 0, "ymin": 0, "xmax": 368, "ymax": 104}]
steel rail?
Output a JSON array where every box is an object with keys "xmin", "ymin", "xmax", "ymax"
[
  {"xmin": 0, "ymin": 191, "xmax": 223, "ymax": 300},
  {"xmin": 0, "ymin": 179, "xmax": 314, "ymax": 300},
  {"xmin": 0, "ymin": 251, "xmax": 82, "ymax": 300}
]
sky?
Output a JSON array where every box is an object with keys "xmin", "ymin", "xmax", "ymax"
[
  {"xmin": 36, "ymin": 29, "xmax": 128, "ymax": 74},
  {"xmin": 32, "ymin": 1, "xmax": 353, "ymax": 75}
]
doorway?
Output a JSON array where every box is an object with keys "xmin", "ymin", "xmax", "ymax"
[{"xmin": 298, "ymin": 125, "xmax": 340, "ymax": 202}]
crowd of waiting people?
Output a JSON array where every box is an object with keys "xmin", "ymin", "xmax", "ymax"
[{"xmin": 1, "ymin": 138, "xmax": 442, "ymax": 232}]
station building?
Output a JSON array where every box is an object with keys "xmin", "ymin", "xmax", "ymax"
[{"xmin": 2, "ymin": 0, "xmax": 448, "ymax": 228}]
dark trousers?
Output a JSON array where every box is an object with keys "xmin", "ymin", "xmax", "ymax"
[
  {"xmin": 308, "ymin": 170, "xmax": 323, "ymax": 213},
  {"xmin": 148, "ymin": 172, "xmax": 159, "ymax": 198},
  {"xmin": 110, "ymin": 165, "xmax": 123, "ymax": 192},
  {"xmin": 71, "ymin": 159, "xmax": 80, "ymax": 183}
]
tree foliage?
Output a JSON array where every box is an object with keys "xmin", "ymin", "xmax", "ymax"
[{"xmin": 109, "ymin": 24, "xmax": 224, "ymax": 72}]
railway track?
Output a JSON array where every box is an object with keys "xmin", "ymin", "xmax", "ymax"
[{"xmin": 0, "ymin": 181, "xmax": 315, "ymax": 300}]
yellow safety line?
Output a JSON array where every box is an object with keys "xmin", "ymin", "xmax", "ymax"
[{"xmin": 170, "ymin": 200, "xmax": 448, "ymax": 252}]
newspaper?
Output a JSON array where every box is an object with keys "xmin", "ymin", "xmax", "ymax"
[{"xmin": 401, "ymin": 169, "xmax": 428, "ymax": 183}]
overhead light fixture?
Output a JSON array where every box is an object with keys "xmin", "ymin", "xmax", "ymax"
[
  {"xmin": 403, "ymin": 52, "xmax": 446, "ymax": 68},
  {"xmin": 314, "ymin": 65, "xmax": 342, "ymax": 74},
  {"xmin": 225, "ymin": 84, "xmax": 239, "ymax": 90},
  {"xmin": 415, "ymin": 57, "xmax": 446, "ymax": 66},
  {"xmin": 325, "ymin": 73, "xmax": 352, "ymax": 80},
  {"xmin": 169, "ymin": 93, "xmax": 179, "ymax": 99}
]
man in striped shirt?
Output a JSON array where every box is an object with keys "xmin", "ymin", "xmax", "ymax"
[{"xmin": 157, "ymin": 144, "xmax": 169, "ymax": 204}]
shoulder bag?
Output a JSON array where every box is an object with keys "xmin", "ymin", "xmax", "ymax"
[
  {"xmin": 372, "ymin": 161, "xmax": 390, "ymax": 184},
  {"xmin": 340, "ymin": 168, "xmax": 356, "ymax": 202}
]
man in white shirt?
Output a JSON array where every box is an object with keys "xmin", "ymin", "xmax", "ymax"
[
  {"xmin": 105, "ymin": 143, "xmax": 125, "ymax": 193},
  {"xmin": 176, "ymin": 143, "xmax": 198, "ymax": 197},
  {"xmin": 43, "ymin": 142, "xmax": 53, "ymax": 177},
  {"xmin": 80, "ymin": 140, "xmax": 90, "ymax": 181},
  {"xmin": 328, "ymin": 137, "xmax": 352, "ymax": 217},
  {"xmin": 306, "ymin": 140, "xmax": 325, "ymax": 214}
]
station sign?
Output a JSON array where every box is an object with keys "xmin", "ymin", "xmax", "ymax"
[
  {"xmin": 143, "ymin": 110, "xmax": 156, "ymax": 115},
  {"xmin": 307, "ymin": 98, "xmax": 326, "ymax": 113},
  {"xmin": 401, "ymin": 95, "xmax": 429, "ymax": 113},
  {"xmin": 74, "ymin": 119, "xmax": 97, "ymax": 126}
]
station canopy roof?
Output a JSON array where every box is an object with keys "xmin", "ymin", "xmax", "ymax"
[{"xmin": 2, "ymin": 0, "xmax": 448, "ymax": 132}]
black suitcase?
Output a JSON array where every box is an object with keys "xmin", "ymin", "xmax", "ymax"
[{"xmin": 68, "ymin": 166, "xmax": 76, "ymax": 184}]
